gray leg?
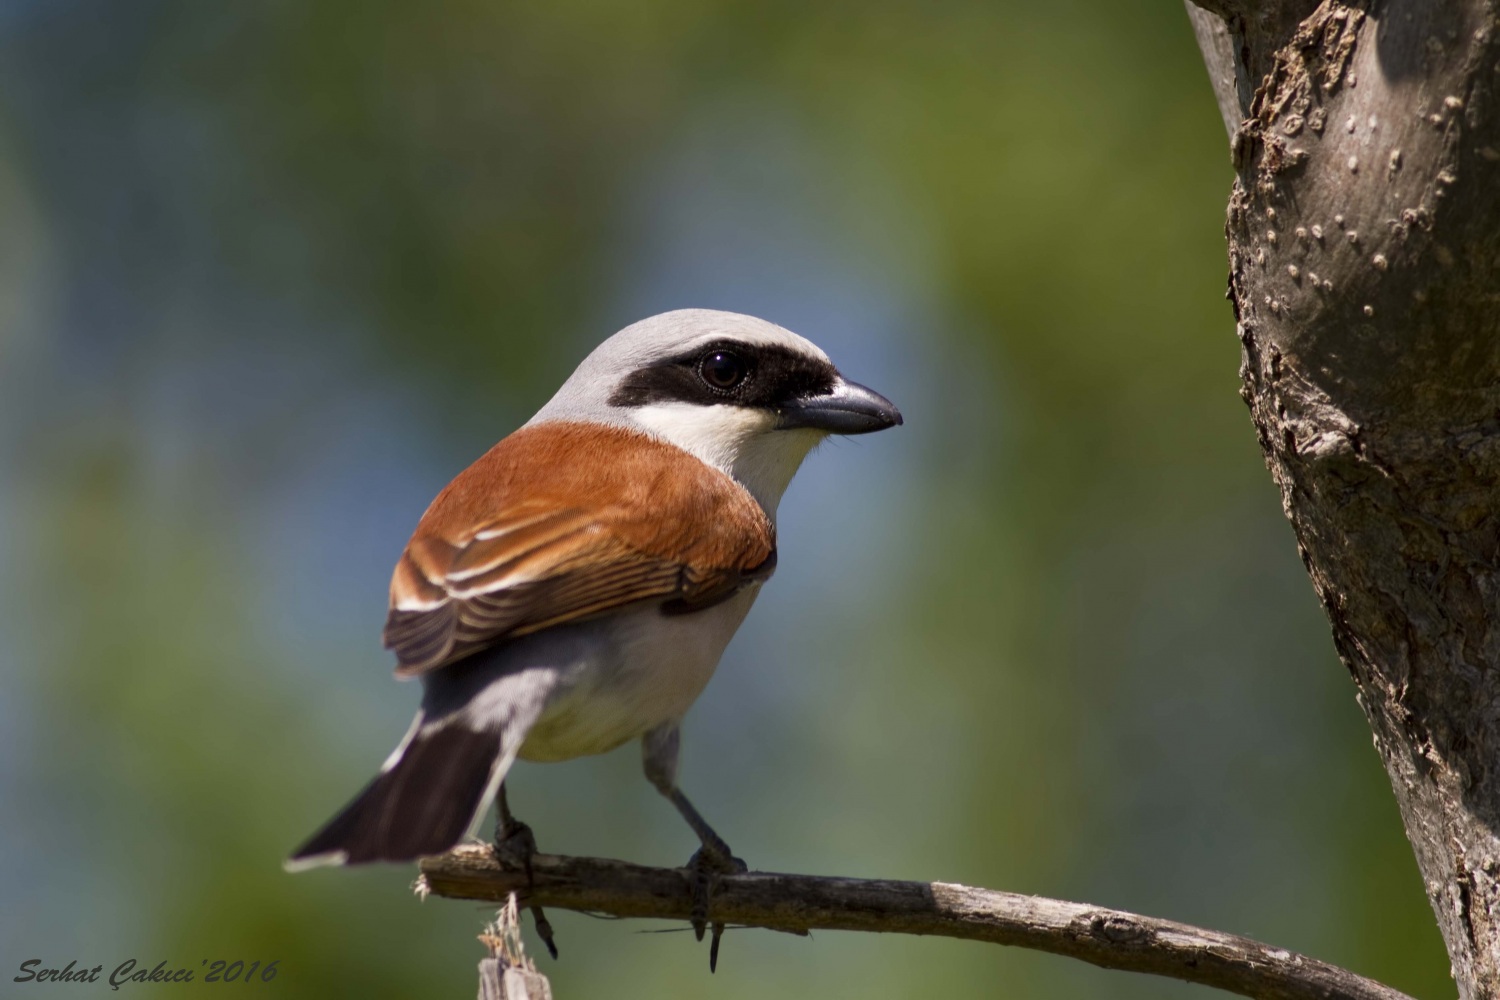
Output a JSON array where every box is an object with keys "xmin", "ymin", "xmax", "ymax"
[
  {"xmin": 643, "ymin": 724, "xmax": 737, "ymax": 858},
  {"xmin": 492, "ymin": 783, "xmax": 557, "ymax": 959},
  {"xmin": 497, "ymin": 782, "xmax": 519, "ymax": 834},
  {"xmin": 642, "ymin": 723, "xmax": 745, "ymax": 971},
  {"xmin": 494, "ymin": 783, "xmax": 538, "ymax": 877}
]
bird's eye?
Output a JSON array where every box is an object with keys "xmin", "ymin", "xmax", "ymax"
[{"xmin": 699, "ymin": 350, "xmax": 748, "ymax": 391}]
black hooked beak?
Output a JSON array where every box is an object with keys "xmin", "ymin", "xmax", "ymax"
[{"xmin": 777, "ymin": 378, "xmax": 903, "ymax": 435}]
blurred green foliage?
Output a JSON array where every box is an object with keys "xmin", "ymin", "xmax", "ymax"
[{"xmin": 0, "ymin": 1, "xmax": 1449, "ymax": 997}]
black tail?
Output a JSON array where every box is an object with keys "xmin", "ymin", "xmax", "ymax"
[{"xmin": 287, "ymin": 717, "xmax": 503, "ymax": 868}]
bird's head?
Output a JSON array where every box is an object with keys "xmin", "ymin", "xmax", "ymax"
[{"xmin": 530, "ymin": 309, "xmax": 902, "ymax": 513}]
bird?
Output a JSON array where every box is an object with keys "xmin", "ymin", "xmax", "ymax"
[{"xmin": 286, "ymin": 308, "xmax": 901, "ymax": 965}]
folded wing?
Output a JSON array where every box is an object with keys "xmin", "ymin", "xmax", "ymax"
[{"xmin": 382, "ymin": 422, "xmax": 776, "ymax": 677}]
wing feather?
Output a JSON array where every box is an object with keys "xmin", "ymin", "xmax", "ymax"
[{"xmin": 382, "ymin": 423, "xmax": 776, "ymax": 677}]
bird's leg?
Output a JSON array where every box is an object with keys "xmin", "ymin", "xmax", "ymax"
[
  {"xmin": 494, "ymin": 782, "xmax": 537, "ymax": 880},
  {"xmin": 643, "ymin": 724, "xmax": 747, "ymax": 972},
  {"xmin": 672, "ymin": 787, "xmax": 747, "ymax": 973},
  {"xmin": 492, "ymin": 783, "xmax": 557, "ymax": 959}
]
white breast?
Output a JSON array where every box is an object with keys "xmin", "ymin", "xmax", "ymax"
[{"xmin": 517, "ymin": 586, "xmax": 762, "ymax": 762}]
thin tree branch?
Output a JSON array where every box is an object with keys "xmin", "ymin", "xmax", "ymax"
[{"xmin": 418, "ymin": 846, "xmax": 1413, "ymax": 1000}]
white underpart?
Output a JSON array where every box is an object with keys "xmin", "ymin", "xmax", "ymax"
[
  {"xmin": 628, "ymin": 401, "xmax": 825, "ymax": 517},
  {"xmin": 517, "ymin": 589, "xmax": 762, "ymax": 761}
]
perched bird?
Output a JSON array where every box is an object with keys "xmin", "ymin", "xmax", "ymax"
[{"xmin": 287, "ymin": 309, "xmax": 901, "ymax": 963}]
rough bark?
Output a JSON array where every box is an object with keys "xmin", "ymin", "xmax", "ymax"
[
  {"xmin": 1185, "ymin": 2, "xmax": 1500, "ymax": 997},
  {"xmin": 420, "ymin": 846, "xmax": 1413, "ymax": 1000}
]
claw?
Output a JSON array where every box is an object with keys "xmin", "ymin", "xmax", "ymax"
[
  {"xmin": 532, "ymin": 907, "xmax": 558, "ymax": 960},
  {"xmin": 683, "ymin": 845, "xmax": 747, "ymax": 971},
  {"xmin": 494, "ymin": 819, "xmax": 539, "ymax": 884},
  {"xmin": 493, "ymin": 818, "xmax": 557, "ymax": 959}
]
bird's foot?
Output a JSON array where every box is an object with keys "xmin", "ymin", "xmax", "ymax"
[
  {"xmin": 494, "ymin": 819, "xmax": 538, "ymax": 883},
  {"xmin": 527, "ymin": 907, "xmax": 558, "ymax": 961},
  {"xmin": 684, "ymin": 842, "xmax": 747, "ymax": 972},
  {"xmin": 492, "ymin": 821, "xmax": 558, "ymax": 960}
]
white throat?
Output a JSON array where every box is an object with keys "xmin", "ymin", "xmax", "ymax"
[{"xmin": 628, "ymin": 402, "xmax": 824, "ymax": 517}]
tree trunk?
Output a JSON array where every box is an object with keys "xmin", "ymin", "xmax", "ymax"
[{"xmin": 1185, "ymin": 2, "xmax": 1500, "ymax": 997}]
